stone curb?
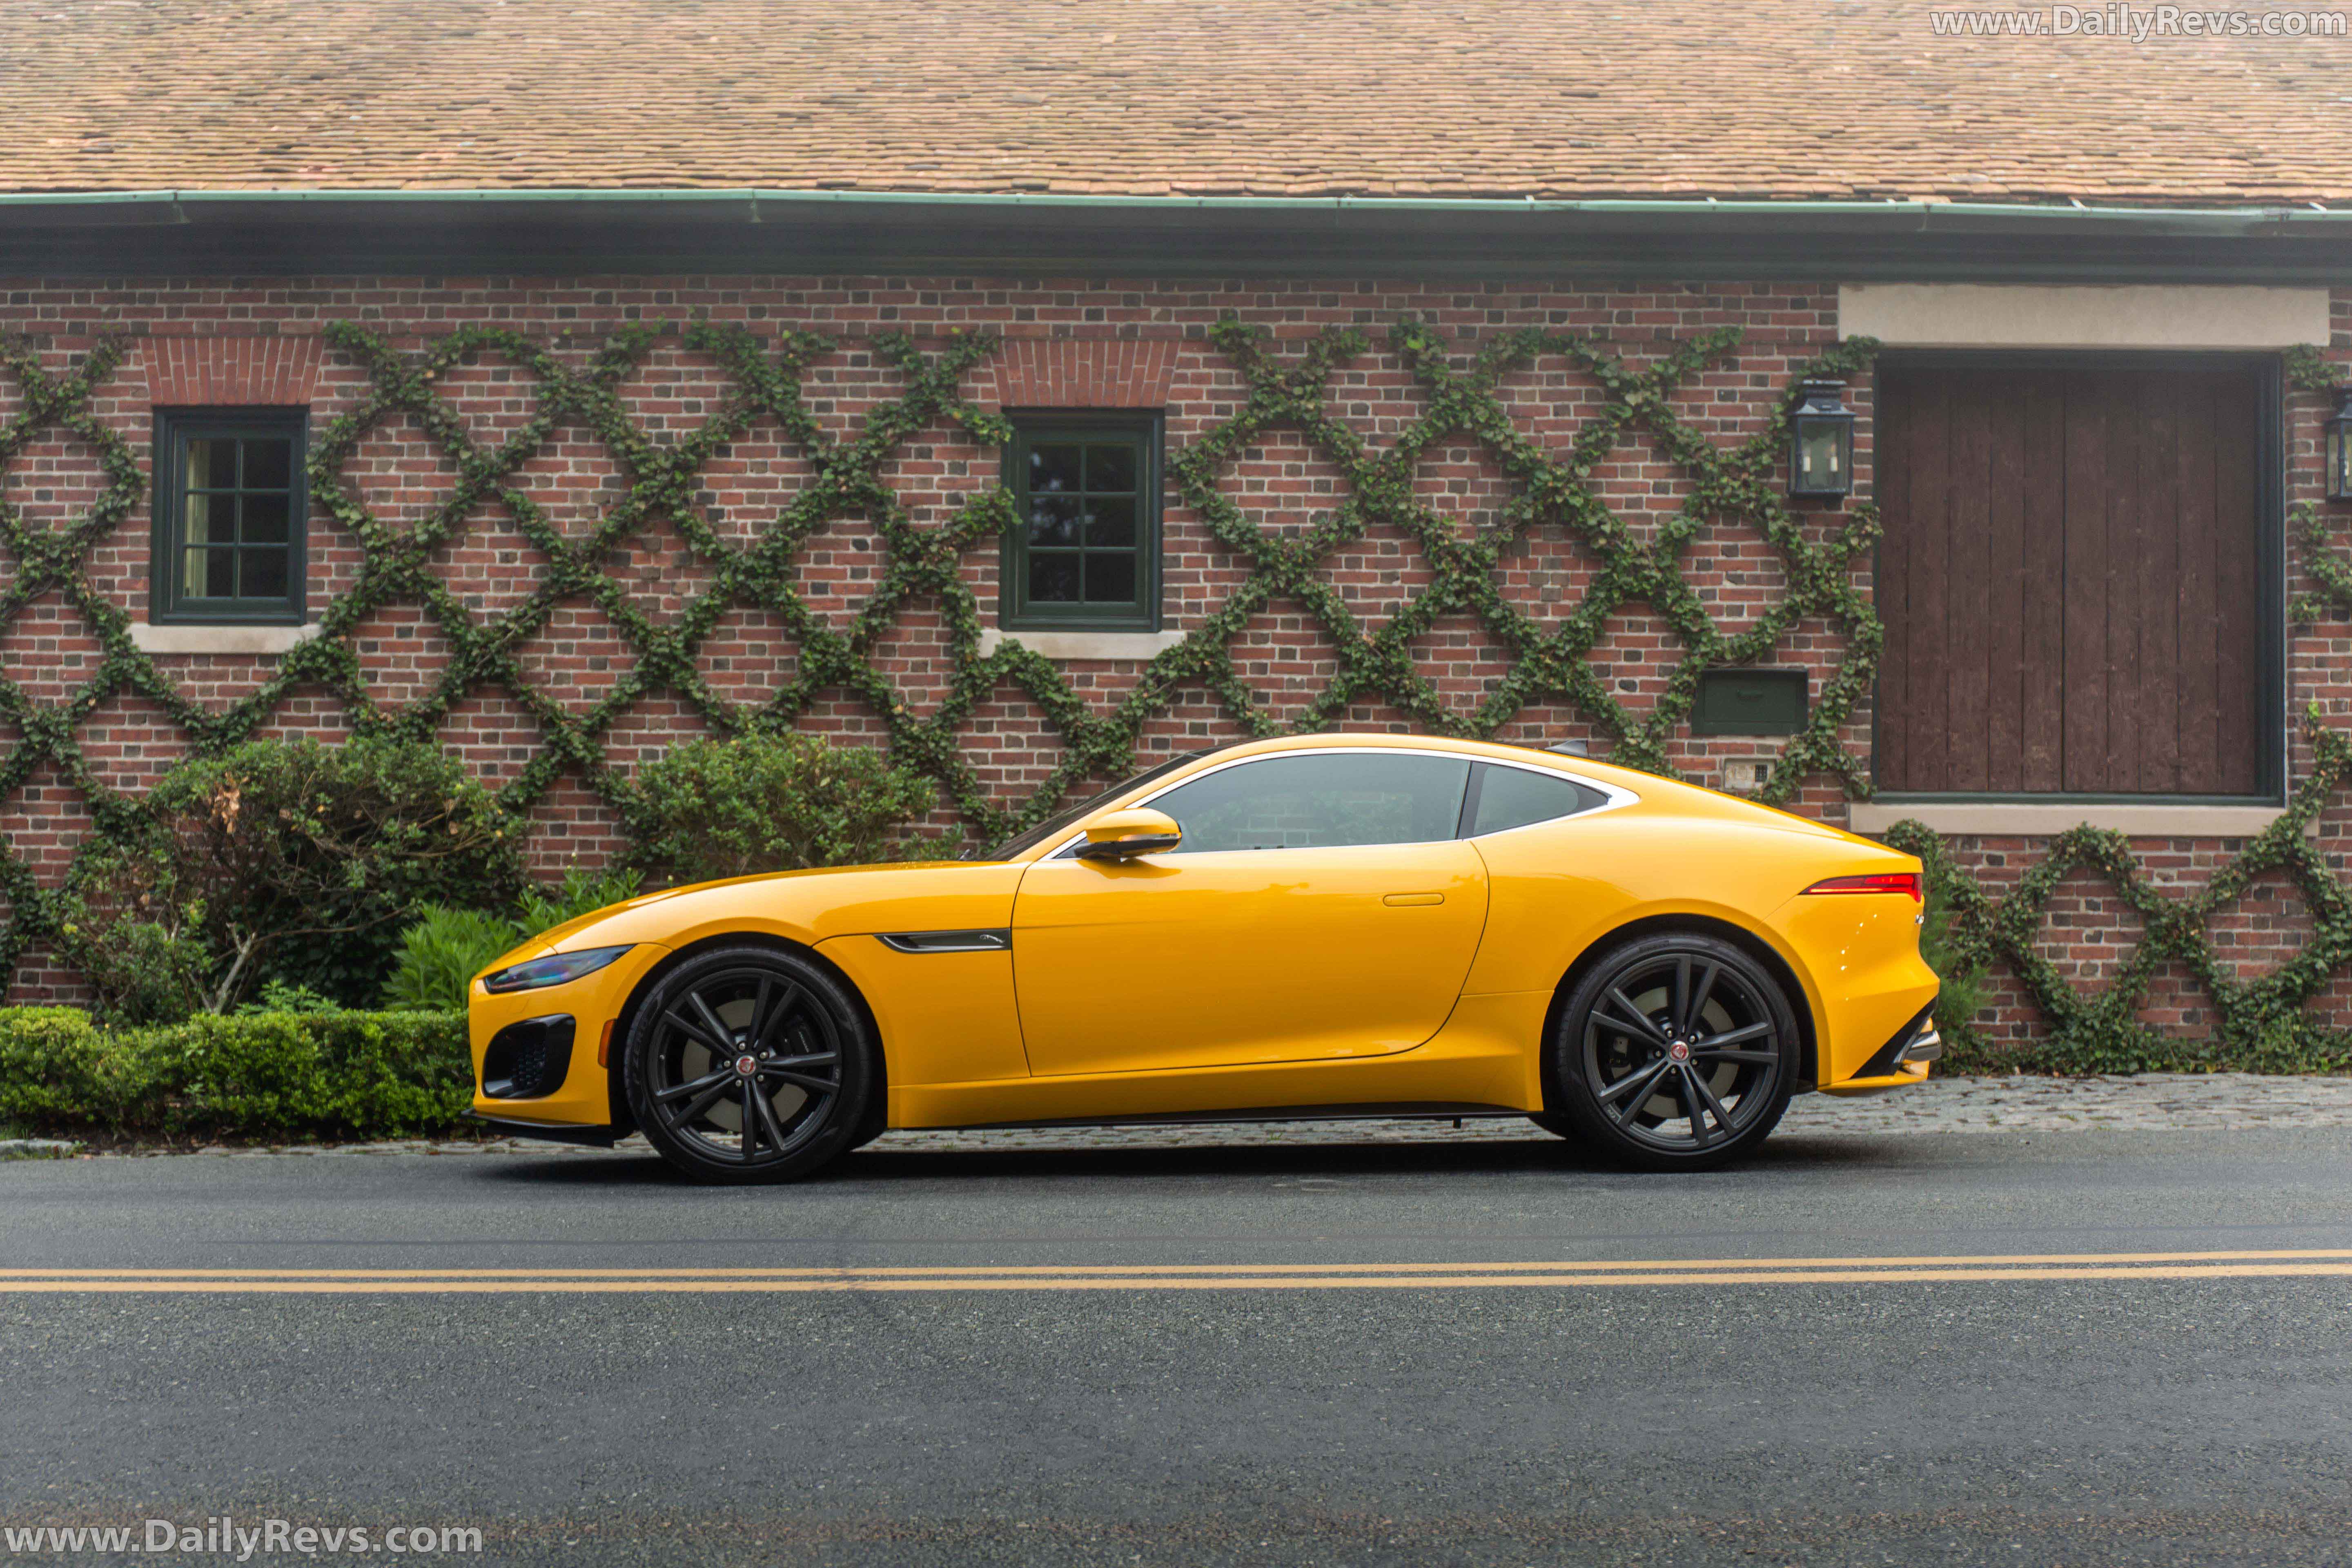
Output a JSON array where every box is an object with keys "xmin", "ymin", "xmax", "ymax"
[{"xmin": 24, "ymin": 1073, "xmax": 2352, "ymax": 1159}]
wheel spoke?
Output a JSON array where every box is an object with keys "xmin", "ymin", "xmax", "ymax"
[
  {"xmin": 1694, "ymin": 1047, "xmax": 1777, "ymax": 1066},
  {"xmin": 1695, "ymin": 1020, "xmax": 1774, "ymax": 1051},
  {"xmin": 688, "ymin": 991, "xmax": 739, "ymax": 1055},
  {"xmin": 655, "ymin": 1067, "xmax": 735, "ymax": 1106},
  {"xmin": 744, "ymin": 978, "xmax": 773, "ymax": 1054},
  {"xmin": 749, "ymin": 1084, "xmax": 793, "ymax": 1155},
  {"xmin": 1679, "ymin": 1066, "xmax": 1711, "ymax": 1148},
  {"xmin": 1602, "ymin": 989, "xmax": 1670, "ymax": 1044},
  {"xmin": 1670, "ymin": 958, "xmax": 1690, "ymax": 1036},
  {"xmin": 1597, "ymin": 1056, "xmax": 1675, "ymax": 1123},
  {"xmin": 759, "ymin": 1068, "xmax": 837, "ymax": 1095},
  {"xmin": 752, "ymin": 980, "xmax": 807, "ymax": 1054},
  {"xmin": 661, "ymin": 1007, "xmax": 730, "ymax": 1056},
  {"xmin": 1687, "ymin": 1064, "xmax": 1736, "ymax": 1134},
  {"xmin": 737, "ymin": 1081, "xmax": 761, "ymax": 1160},
  {"xmin": 666, "ymin": 1078, "xmax": 734, "ymax": 1129},
  {"xmin": 1682, "ymin": 963, "xmax": 1717, "ymax": 1036}
]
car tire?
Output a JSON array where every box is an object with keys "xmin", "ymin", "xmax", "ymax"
[
  {"xmin": 621, "ymin": 945, "xmax": 875, "ymax": 1185},
  {"xmin": 1546, "ymin": 932, "xmax": 1797, "ymax": 1172}
]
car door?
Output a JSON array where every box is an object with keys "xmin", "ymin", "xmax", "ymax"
[{"xmin": 1010, "ymin": 749, "xmax": 1490, "ymax": 1076}]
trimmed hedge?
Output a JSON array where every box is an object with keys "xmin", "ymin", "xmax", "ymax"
[{"xmin": 0, "ymin": 1007, "xmax": 473, "ymax": 1143}]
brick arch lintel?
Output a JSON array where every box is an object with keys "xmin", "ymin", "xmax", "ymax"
[
  {"xmin": 138, "ymin": 334, "xmax": 324, "ymax": 407},
  {"xmin": 982, "ymin": 339, "xmax": 1178, "ymax": 410}
]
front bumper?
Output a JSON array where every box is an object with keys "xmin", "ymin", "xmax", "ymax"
[
  {"xmin": 464, "ymin": 1111, "xmax": 624, "ymax": 1147},
  {"xmin": 466, "ymin": 942, "xmax": 670, "ymax": 1128}
]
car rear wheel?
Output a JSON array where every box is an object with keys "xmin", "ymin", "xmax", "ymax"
[
  {"xmin": 621, "ymin": 945, "xmax": 875, "ymax": 1185},
  {"xmin": 1546, "ymin": 933, "xmax": 1796, "ymax": 1172}
]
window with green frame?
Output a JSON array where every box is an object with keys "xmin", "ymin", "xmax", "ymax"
[
  {"xmin": 151, "ymin": 408, "xmax": 309, "ymax": 626},
  {"xmin": 1000, "ymin": 414, "xmax": 1160, "ymax": 630}
]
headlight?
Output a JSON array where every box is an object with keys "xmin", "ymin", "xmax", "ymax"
[{"xmin": 481, "ymin": 944, "xmax": 634, "ymax": 994}]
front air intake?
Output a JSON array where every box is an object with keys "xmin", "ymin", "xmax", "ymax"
[{"xmin": 481, "ymin": 1015, "xmax": 577, "ymax": 1100}]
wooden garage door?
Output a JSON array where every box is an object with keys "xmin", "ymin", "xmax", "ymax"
[{"xmin": 1876, "ymin": 362, "xmax": 2268, "ymax": 796}]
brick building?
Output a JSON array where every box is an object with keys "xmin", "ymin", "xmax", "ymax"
[{"xmin": 2, "ymin": 0, "xmax": 2350, "ymax": 1048}]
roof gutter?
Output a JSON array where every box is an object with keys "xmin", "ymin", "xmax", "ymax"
[{"xmin": 1, "ymin": 187, "xmax": 2349, "ymax": 232}]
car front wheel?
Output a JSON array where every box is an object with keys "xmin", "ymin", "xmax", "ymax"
[
  {"xmin": 621, "ymin": 945, "xmax": 875, "ymax": 1185},
  {"xmin": 1546, "ymin": 933, "xmax": 1797, "ymax": 1172}
]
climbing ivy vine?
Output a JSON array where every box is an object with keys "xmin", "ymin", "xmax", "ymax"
[{"xmin": 3, "ymin": 315, "xmax": 2350, "ymax": 1070}]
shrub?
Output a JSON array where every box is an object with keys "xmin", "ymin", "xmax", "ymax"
[
  {"xmin": 1919, "ymin": 875, "xmax": 1989, "ymax": 1051},
  {"xmin": 0, "ymin": 1006, "xmax": 472, "ymax": 1142},
  {"xmin": 381, "ymin": 906, "xmax": 521, "ymax": 1014},
  {"xmin": 52, "ymin": 866, "xmax": 211, "ymax": 1027},
  {"xmin": 628, "ymin": 733, "xmax": 949, "ymax": 885},
  {"xmin": 381, "ymin": 866, "xmax": 646, "ymax": 1013},
  {"xmin": 62, "ymin": 737, "xmax": 524, "ymax": 1017},
  {"xmin": 514, "ymin": 865, "xmax": 644, "ymax": 935}
]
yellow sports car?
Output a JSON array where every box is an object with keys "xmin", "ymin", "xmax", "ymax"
[{"xmin": 468, "ymin": 734, "xmax": 1941, "ymax": 1182}]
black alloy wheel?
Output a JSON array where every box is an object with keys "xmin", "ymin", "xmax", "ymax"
[
  {"xmin": 622, "ymin": 945, "xmax": 873, "ymax": 1184},
  {"xmin": 1545, "ymin": 932, "xmax": 1796, "ymax": 1171}
]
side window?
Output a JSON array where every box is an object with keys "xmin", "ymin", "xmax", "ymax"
[
  {"xmin": 1466, "ymin": 764, "xmax": 1607, "ymax": 835},
  {"xmin": 1149, "ymin": 753, "xmax": 1472, "ymax": 853},
  {"xmin": 1000, "ymin": 414, "xmax": 1160, "ymax": 631},
  {"xmin": 152, "ymin": 408, "xmax": 308, "ymax": 626}
]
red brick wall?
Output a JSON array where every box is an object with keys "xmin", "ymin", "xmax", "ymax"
[{"xmin": 0, "ymin": 271, "xmax": 2347, "ymax": 1047}]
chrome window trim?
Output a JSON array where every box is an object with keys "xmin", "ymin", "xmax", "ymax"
[{"xmin": 1042, "ymin": 746, "xmax": 1638, "ymax": 860}]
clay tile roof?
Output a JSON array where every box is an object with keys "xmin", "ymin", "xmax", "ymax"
[{"xmin": 2, "ymin": 0, "xmax": 2349, "ymax": 206}]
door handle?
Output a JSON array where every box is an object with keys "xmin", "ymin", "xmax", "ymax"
[{"xmin": 1382, "ymin": 892, "xmax": 1445, "ymax": 907}]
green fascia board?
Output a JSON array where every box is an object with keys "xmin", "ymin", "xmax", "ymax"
[{"xmin": 6, "ymin": 187, "xmax": 2352, "ymax": 227}]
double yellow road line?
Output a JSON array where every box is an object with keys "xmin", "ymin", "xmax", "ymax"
[{"xmin": 4, "ymin": 1248, "xmax": 2352, "ymax": 1293}]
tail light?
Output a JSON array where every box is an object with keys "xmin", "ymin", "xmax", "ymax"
[{"xmin": 1802, "ymin": 871, "xmax": 1922, "ymax": 902}]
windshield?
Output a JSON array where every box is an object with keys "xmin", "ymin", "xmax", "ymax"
[{"xmin": 975, "ymin": 748, "xmax": 1216, "ymax": 860}]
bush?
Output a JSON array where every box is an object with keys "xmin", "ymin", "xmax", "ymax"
[
  {"xmin": 0, "ymin": 1006, "xmax": 472, "ymax": 1143},
  {"xmin": 1918, "ymin": 874, "xmax": 1990, "ymax": 1054},
  {"xmin": 380, "ymin": 906, "xmax": 521, "ymax": 1014},
  {"xmin": 61, "ymin": 737, "xmax": 524, "ymax": 1017},
  {"xmin": 628, "ymin": 733, "xmax": 949, "ymax": 885},
  {"xmin": 52, "ymin": 874, "xmax": 210, "ymax": 1028},
  {"xmin": 381, "ymin": 866, "xmax": 645, "ymax": 1013}
]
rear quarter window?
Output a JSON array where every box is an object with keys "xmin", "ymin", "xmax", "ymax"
[{"xmin": 1468, "ymin": 765, "xmax": 1609, "ymax": 835}]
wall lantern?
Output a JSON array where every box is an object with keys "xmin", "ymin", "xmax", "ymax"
[
  {"xmin": 2329, "ymin": 388, "xmax": 2352, "ymax": 503},
  {"xmin": 1789, "ymin": 379, "xmax": 1855, "ymax": 499}
]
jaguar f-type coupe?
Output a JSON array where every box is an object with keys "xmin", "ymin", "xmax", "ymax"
[{"xmin": 468, "ymin": 733, "xmax": 1941, "ymax": 1180}]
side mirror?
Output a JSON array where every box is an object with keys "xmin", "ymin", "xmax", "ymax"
[{"xmin": 1075, "ymin": 808, "xmax": 1183, "ymax": 861}]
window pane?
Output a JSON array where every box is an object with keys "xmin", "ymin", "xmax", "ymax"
[
  {"xmin": 241, "ymin": 548, "xmax": 289, "ymax": 600},
  {"xmin": 1029, "ymin": 443, "xmax": 1082, "ymax": 494},
  {"xmin": 1028, "ymin": 552, "xmax": 1081, "ymax": 603},
  {"xmin": 241, "ymin": 492, "xmax": 291, "ymax": 545},
  {"xmin": 185, "ymin": 438, "xmax": 234, "ymax": 490},
  {"xmin": 183, "ymin": 490, "xmax": 220, "ymax": 546},
  {"xmin": 189, "ymin": 547, "xmax": 236, "ymax": 598},
  {"xmin": 242, "ymin": 438, "xmax": 292, "ymax": 490},
  {"xmin": 1085, "ymin": 497, "xmax": 1135, "ymax": 548},
  {"xmin": 1151, "ymin": 753, "xmax": 1472, "ymax": 853},
  {"xmin": 1471, "ymin": 766, "xmax": 1604, "ymax": 835},
  {"xmin": 1027, "ymin": 494, "xmax": 1082, "ymax": 546},
  {"xmin": 1083, "ymin": 553, "xmax": 1136, "ymax": 605},
  {"xmin": 1086, "ymin": 442, "xmax": 1138, "ymax": 492}
]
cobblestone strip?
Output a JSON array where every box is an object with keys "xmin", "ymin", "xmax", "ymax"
[{"xmin": 58, "ymin": 1074, "xmax": 2352, "ymax": 1158}]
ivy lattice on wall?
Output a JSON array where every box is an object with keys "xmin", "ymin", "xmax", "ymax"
[{"xmin": 0, "ymin": 317, "xmax": 1885, "ymax": 993}]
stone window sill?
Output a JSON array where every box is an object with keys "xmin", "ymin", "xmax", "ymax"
[
  {"xmin": 978, "ymin": 628, "xmax": 1187, "ymax": 660},
  {"xmin": 130, "ymin": 623, "xmax": 321, "ymax": 656},
  {"xmin": 1847, "ymin": 800, "xmax": 2297, "ymax": 838}
]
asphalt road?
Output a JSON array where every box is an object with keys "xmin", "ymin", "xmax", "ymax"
[{"xmin": 6, "ymin": 1124, "xmax": 2352, "ymax": 1567}]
